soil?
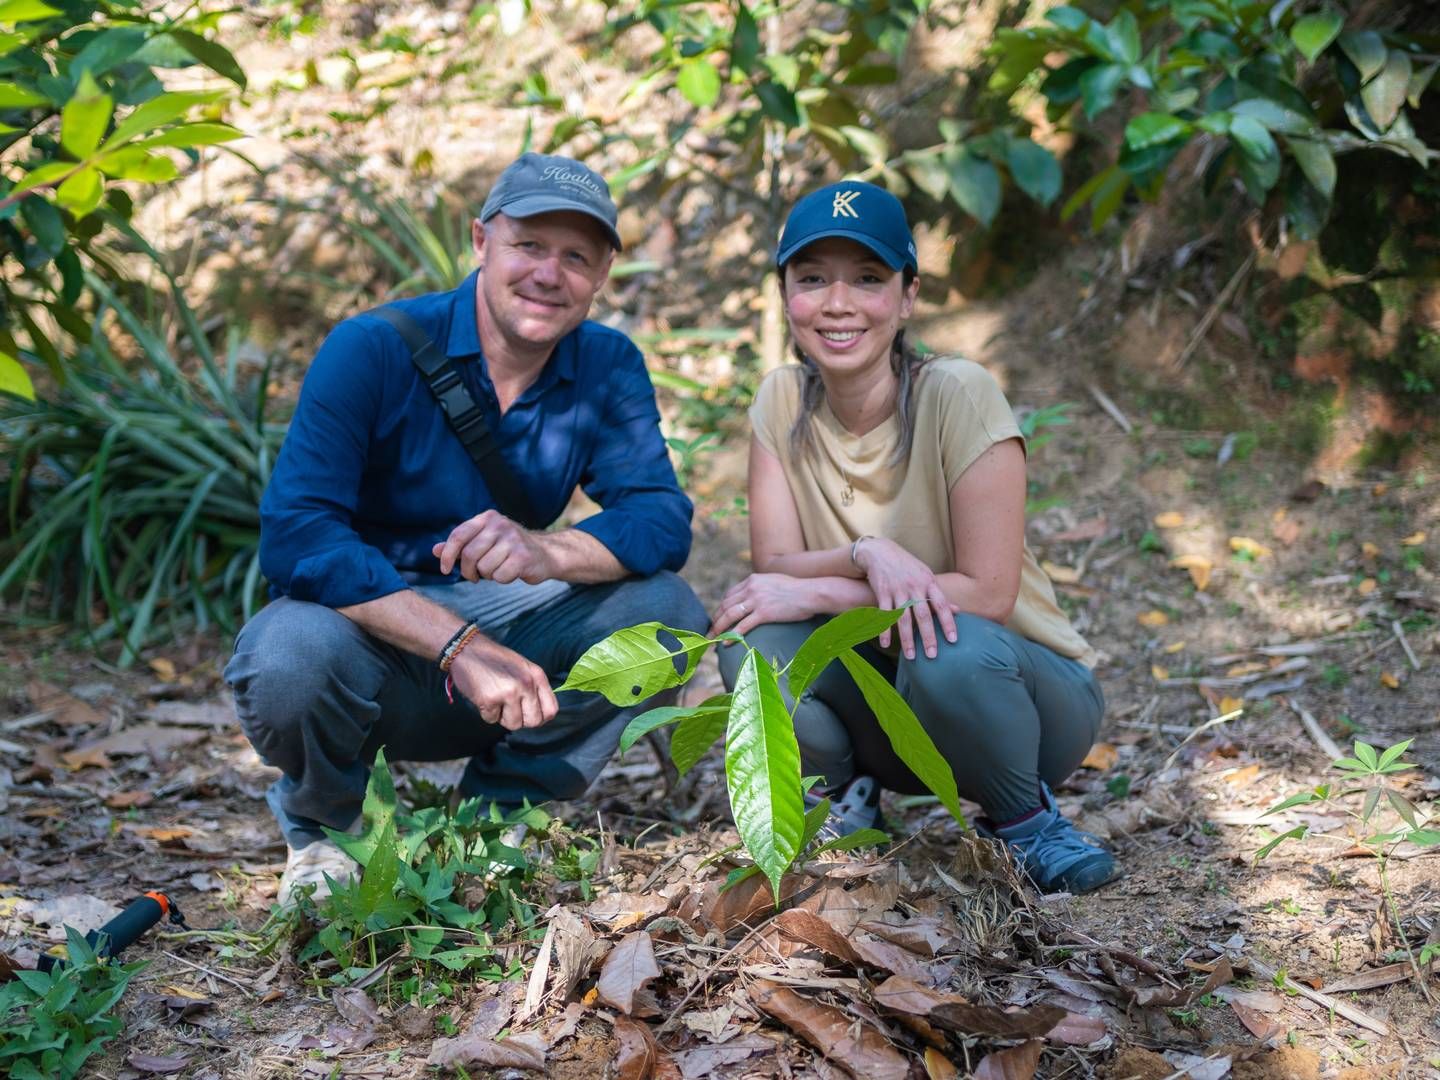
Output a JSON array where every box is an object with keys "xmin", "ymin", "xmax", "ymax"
[{"xmin": 2, "ymin": 2, "xmax": 1439, "ymax": 1078}]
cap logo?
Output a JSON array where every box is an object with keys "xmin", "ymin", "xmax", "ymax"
[
  {"xmin": 540, "ymin": 165, "xmax": 603, "ymax": 196},
  {"xmin": 831, "ymin": 190, "xmax": 860, "ymax": 218}
]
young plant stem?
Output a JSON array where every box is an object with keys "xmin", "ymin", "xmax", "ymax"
[{"xmin": 1378, "ymin": 853, "xmax": 1435, "ymax": 1006}]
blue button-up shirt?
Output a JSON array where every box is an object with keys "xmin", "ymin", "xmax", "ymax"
[{"xmin": 259, "ymin": 272, "xmax": 693, "ymax": 608}]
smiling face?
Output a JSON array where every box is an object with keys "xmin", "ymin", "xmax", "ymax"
[
  {"xmin": 782, "ymin": 237, "xmax": 918, "ymax": 380},
  {"xmin": 473, "ymin": 211, "xmax": 613, "ymax": 360}
]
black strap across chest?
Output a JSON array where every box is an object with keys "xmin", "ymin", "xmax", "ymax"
[{"xmin": 369, "ymin": 305, "xmax": 540, "ymax": 528}]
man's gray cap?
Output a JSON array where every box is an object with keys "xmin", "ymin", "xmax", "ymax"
[{"xmin": 480, "ymin": 152, "xmax": 622, "ymax": 251}]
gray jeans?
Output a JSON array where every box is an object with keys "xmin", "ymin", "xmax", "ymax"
[
  {"xmin": 717, "ymin": 613, "xmax": 1103, "ymax": 824},
  {"xmin": 225, "ymin": 572, "xmax": 707, "ymax": 847}
]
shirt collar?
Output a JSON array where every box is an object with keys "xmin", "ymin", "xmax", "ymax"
[{"xmin": 450, "ymin": 270, "xmax": 580, "ymax": 385}]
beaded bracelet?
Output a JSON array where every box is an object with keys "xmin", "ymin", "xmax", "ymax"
[{"xmin": 438, "ymin": 621, "xmax": 480, "ymax": 673}]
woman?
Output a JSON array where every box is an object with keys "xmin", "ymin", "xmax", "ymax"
[{"xmin": 712, "ymin": 181, "xmax": 1114, "ymax": 894}]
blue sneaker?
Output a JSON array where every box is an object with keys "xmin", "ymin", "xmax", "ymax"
[
  {"xmin": 979, "ymin": 784, "xmax": 1116, "ymax": 894},
  {"xmin": 806, "ymin": 775, "xmax": 882, "ymax": 843}
]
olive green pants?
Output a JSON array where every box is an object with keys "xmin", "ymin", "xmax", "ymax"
[{"xmin": 716, "ymin": 613, "xmax": 1104, "ymax": 823}]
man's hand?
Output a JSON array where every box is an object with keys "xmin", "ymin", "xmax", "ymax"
[
  {"xmin": 433, "ymin": 510, "xmax": 553, "ymax": 584},
  {"xmin": 449, "ymin": 636, "xmax": 559, "ymax": 730}
]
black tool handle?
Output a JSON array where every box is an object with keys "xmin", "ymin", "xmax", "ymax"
[{"xmin": 36, "ymin": 892, "xmax": 180, "ymax": 972}]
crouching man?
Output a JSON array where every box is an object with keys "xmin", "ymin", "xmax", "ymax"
[{"xmin": 225, "ymin": 153, "xmax": 706, "ymax": 904}]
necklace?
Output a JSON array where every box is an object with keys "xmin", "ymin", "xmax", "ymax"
[{"xmin": 839, "ymin": 465, "xmax": 854, "ymax": 507}]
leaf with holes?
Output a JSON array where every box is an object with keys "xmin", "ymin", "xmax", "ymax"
[{"xmin": 557, "ymin": 623, "xmax": 711, "ymax": 705}]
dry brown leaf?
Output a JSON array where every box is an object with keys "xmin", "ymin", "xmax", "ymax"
[
  {"xmin": 73, "ymin": 723, "xmax": 205, "ymax": 760},
  {"xmin": 141, "ymin": 700, "xmax": 236, "ymax": 728},
  {"xmin": 125, "ymin": 1054, "xmax": 190, "ymax": 1075},
  {"xmin": 131, "ymin": 826, "xmax": 196, "ymax": 843},
  {"xmin": 850, "ymin": 934, "xmax": 936, "ymax": 982},
  {"xmin": 774, "ymin": 908, "xmax": 861, "ymax": 965},
  {"xmin": 104, "ymin": 790, "xmax": 154, "ymax": 809},
  {"xmin": 750, "ymin": 979, "xmax": 909, "ymax": 1080},
  {"xmin": 1163, "ymin": 640, "xmax": 1186, "ymax": 654},
  {"xmin": 1169, "ymin": 554, "xmax": 1212, "ymax": 591},
  {"xmin": 1358, "ymin": 577, "xmax": 1378, "ymax": 595},
  {"xmin": 858, "ymin": 918, "xmax": 951, "ymax": 958},
  {"xmin": 1222, "ymin": 764, "xmax": 1262, "ymax": 787},
  {"xmin": 1154, "ymin": 511, "xmax": 1186, "ymax": 529},
  {"xmin": 1219, "ymin": 696, "xmax": 1244, "ymax": 715},
  {"xmin": 551, "ymin": 907, "xmax": 602, "ymax": 1004},
  {"xmin": 1137, "ymin": 610, "xmax": 1169, "ymax": 628},
  {"xmin": 60, "ymin": 745, "xmax": 113, "ymax": 771},
  {"xmin": 924, "ymin": 1047, "xmax": 960, "ymax": 1079},
  {"xmin": 1401, "ymin": 531, "xmax": 1427, "ymax": 546},
  {"xmin": 1151, "ymin": 664, "xmax": 1170, "ymax": 681},
  {"xmin": 1050, "ymin": 517, "xmax": 1107, "ymax": 542},
  {"xmin": 1380, "ymin": 671, "xmax": 1401, "ymax": 690},
  {"xmin": 973, "ymin": 1040, "xmax": 1043, "ymax": 1080},
  {"xmin": 586, "ymin": 892, "xmax": 670, "ymax": 931},
  {"xmin": 1229, "ymin": 999, "xmax": 1283, "ymax": 1040},
  {"xmin": 1271, "ymin": 516, "xmax": 1301, "ymax": 546},
  {"xmin": 1044, "ymin": 1011, "xmax": 1108, "ymax": 1045},
  {"xmin": 1081, "ymin": 743, "xmax": 1119, "ymax": 771},
  {"xmin": 1361, "ymin": 541, "xmax": 1381, "ymax": 559},
  {"xmin": 1372, "ymin": 482, "xmax": 1388, "ymax": 497},
  {"xmin": 614, "ymin": 1015, "xmax": 658, "ymax": 1080},
  {"xmin": 26, "ymin": 682, "xmax": 106, "ymax": 728},
  {"xmin": 1225, "ymin": 661, "xmax": 1268, "ymax": 677},
  {"xmin": 1041, "ymin": 561, "xmax": 1081, "ymax": 585},
  {"xmin": 598, "ymin": 932, "xmax": 661, "ymax": 1016},
  {"xmin": 702, "ymin": 872, "xmax": 803, "ymax": 932},
  {"xmin": 427, "ymin": 1031, "xmax": 547, "ymax": 1071},
  {"xmin": 332, "ymin": 987, "xmax": 381, "ymax": 1030},
  {"xmin": 1229, "ymin": 536, "xmax": 1271, "ymax": 558},
  {"xmin": 872, "ymin": 977, "xmax": 1064, "ymax": 1038},
  {"xmin": 148, "ymin": 657, "xmax": 178, "ymax": 681}
]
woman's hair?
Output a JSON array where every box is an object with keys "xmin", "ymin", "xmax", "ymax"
[{"xmin": 785, "ymin": 268, "xmax": 930, "ymax": 466}]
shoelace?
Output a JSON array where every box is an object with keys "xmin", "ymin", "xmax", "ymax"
[{"xmin": 1012, "ymin": 815, "xmax": 1108, "ymax": 874}]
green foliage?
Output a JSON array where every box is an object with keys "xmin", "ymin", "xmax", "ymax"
[
  {"xmin": 287, "ymin": 750, "xmax": 563, "ymax": 993},
  {"xmin": 563, "ymin": 607, "xmax": 968, "ymax": 902},
  {"xmin": 991, "ymin": 1, "xmax": 1436, "ymax": 238},
  {"xmin": 0, "ymin": 272, "xmax": 279, "ymax": 663},
  {"xmin": 521, "ymin": 0, "xmax": 1062, "ymax": 231},
  {"xmin": 0, "ymin": 0, "xmax": 246, "ymax": 399},
  {"xmin": 0, "ymin": 927, "xmax": 141, "ymax": 1079}
]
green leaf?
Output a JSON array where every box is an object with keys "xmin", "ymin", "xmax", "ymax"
[
  {"xmin": 671, "ymin": 702, "xmax": 730, "ymax": 775},
  {"xmin": 1338, "ymin": 31, "xmax": 1386, "ymax": 83},
  {"xmin": 763, "ymin": 54, "xmax": 800, "ymax": 92},
  {"xmin": 1079, "ymin": 62, "xmax": 1126, "ymax": 119},
  {"xmin": 55, "ymin": 165, "xmax": 103, "ymax": 217},
  {"xmin": 0, "ymin": 0, "xmax": 59, "ymax": 21},
  {"xmin": 902, "ymin": 149, "xmax": 949, "ymax": 201},
  {"xmin": 107, "ymin": 90, "xmax": 227, "ymax": 146},
  {"xmin": 166, "ymin": 29, "xmax": 247, "ymax": 88},
  {"xmin": 1046, "ymin": 6, "xmax": 1090, "ymax": 33},
  {"xmin": 944, "ymin": 147, "xmax": 1000, "ymax": 226},
  {"xmin": 1361, "ymin": 785, "xmax": 1382, "ymax": 824},
  {"xmin": 677, "ymin": 58, "xmax": 721, "ymax": 108},
  {"xmin": 61, "ymin": 70, "xmax": 113, "ymax": 159},
  {"xmin": 838, "ymin": 649, "xmax": 966, "ymax": 827},
  {"xmin": 732, "ymin": 2, "xmax": 759, "ymax": 75},
  {"xmin": 619, "ymin": 704, "xmax": 698, "ymax": 754},
  {"xmin": 20, "ymin": 194, "xmax": 63, "ymax": 257},
  {"xmin": 95, "ymin": 147, "xmax": 179, "ymax": 182},
  {"xmin": 1230, "ymin": 97, "xmax": 1316, "ymax": 135},
  {"xmin": 841, "ymin": 125, "xmax": 888, "ymax": 166},
  {"xmin": 68, "ymin": 25, "xmax": 149, "ymax": 78},
  {"xmin": 1106, "ymin": 9, "xmax": 1140, "ymax": 66},
  {"xmin": 1408, "ymin": 60, "xmax": 1438, "ymax": 109},
  {"xmin": 1387, "ymin": 789, "xmax": 1419, "ymax": 830},
  {"xmin": 725, "ymin": 649, "xmax": 805, "ymax": 903},
  {"xmin": 1197, "ymin": 110, "xmax": 1232, "ymax": 135},
  {"xmin": 0, "ymin": 78, "xmax": 46, "ymax": 107},
  {"xmin": 1407, "ymin": 829, "xmax": 1440, "ymax": 847},
  {"xmin": 1261, "ymin": 788, "xmax": 1323, "ymax": 816},
  {"xmin": 1352, "ymin": 741, "xmax": 1379, "ymax": 770},
  {"xmin": 1004, "ymin": 136, "xmax": 1061, "ymax": 205},
  {"xmin": 810, "ymin": 828, "xmax": 889, "ymax": 857},
  {"xmin": 1290, "ymin": 11, "xmax": 1342, "ymax": 63},
  {"xmin": 755, "ymin": 80, "xmax": 800, "ymax": 128},
  {"xmin": 1287, "ymin": 136, "xmax": 1335, "ymax": 198},
  {"xmin": 1360, "ymin": 50, "xmax": 1411, "ymax": 131},
  {"xmin": 1125, "ymin": 111, "xmax": 1191, "ymax": 150},
  {"xmin": 1255, "ymin": 825, "xmax": 1307, "ymax": 860},
  {"xmin": 135, "ymin": 121, "xmax": 243, "ymax": 149},
  {"xmin": 1374, "ymin": 738, "xmax": 1413, "ymax": 772},
  {"xmin": 1229, "ymin": 114, "xmax": 1277, "ymax": 160},
  {"xmin": 786, "ymin": 606, "xmax": 905, "ymax": 699},
  {"xmin": 556, "ymin": 622, "xmax": 711, "ymax": 704},
  {"xmin": 842, "ymin": 64, "xmax": 898, "ymax": 86},
  {"xmin": 0, "ymin": 351, "xmax": 33, "ymax": 400},
  {"xmin": 354, "ymin": 816, "xmax": 401, "ymax": 920}
]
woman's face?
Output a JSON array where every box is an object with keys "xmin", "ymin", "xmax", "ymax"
[{"xmin": 782, "ymin": 237, "xmax": 918, "ymax": 380}]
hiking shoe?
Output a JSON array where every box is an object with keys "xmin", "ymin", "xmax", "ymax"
[
  {"xmin": 979, "ymin": 784, "xmax": 1116, "ymax": 894},
  {"xmin": 278, "ymin": 828, "xmax": 360, "ymax": 907},
  {"xmin": 806, "ymin": 774, "xmax": 882, "ymax": 844}
]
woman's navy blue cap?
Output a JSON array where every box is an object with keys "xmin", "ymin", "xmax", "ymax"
[{"xmin": 776, "ymin": 180, "xmax": 917, "ymax": 272}]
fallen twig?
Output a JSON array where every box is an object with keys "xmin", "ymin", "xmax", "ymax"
[
  {"xmin": 160, "ymin": 950, "xmax": 255, "ymax": 997},
  {"xmin": 1392, "ymin": 620, "xmax": 1421, "ymax": 671},
  {"xmin": 1243, "ymin": 954, "xmax": 1391, "ymax": 1037},
  {"xmin": 1176, "ymin": 250, "xmax": 1256, "ymax": 368},
  {"xmin": 1284, "ymin": 698, "xmax": 1343, "ymax": 763},
  {"xmin": 1087, "ymin": 384, "xmax": 1132, "ymax": 434},
  {"xmin": 1162, "ymin": 708, "xmax": 1244, "ymax": 771}
]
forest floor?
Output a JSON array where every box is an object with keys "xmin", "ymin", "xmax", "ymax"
[{"xmin": 3, "ymin": 2, "xmax": 1440, "ymax": 1078}]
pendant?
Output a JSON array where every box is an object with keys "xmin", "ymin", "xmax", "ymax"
[{"xmin": 840, "ymin": 482, "xmax": 854, "ymax": 507}]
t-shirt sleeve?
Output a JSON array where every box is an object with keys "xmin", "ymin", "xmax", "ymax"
[
  {"xmin": 748, "ymin": 366, "xmax": 800, "ymax": 458},
  {"xmin": 935, "ymin": 362, "xmax": 1026, "ymax": 488}
]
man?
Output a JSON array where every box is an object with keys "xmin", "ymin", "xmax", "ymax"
[{"xmin": 225, "ymin": 153, "xmax": 707, "ymax": 903}]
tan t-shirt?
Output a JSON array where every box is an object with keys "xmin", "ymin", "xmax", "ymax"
[{"xmin": 750, "ymin": 359, "xmax": 1096, "ymax": 666}]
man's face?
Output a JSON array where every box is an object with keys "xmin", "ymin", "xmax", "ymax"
[{"xmin": 473, "ymin": 212, "xmax": 613, "ymax": 356}]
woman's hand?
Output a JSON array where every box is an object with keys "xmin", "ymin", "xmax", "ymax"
[
  {"xmin": 709, "ymin": 573, "xmax": 817, "ymax": 637},
  {"xmin": 854, "ymin": 537, "xmax": 958, "ymax": 660}
]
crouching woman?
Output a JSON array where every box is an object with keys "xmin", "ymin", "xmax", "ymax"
[{"xmin": 711, "ymin": 181, "xmax": 1115, "ymax": 894}]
